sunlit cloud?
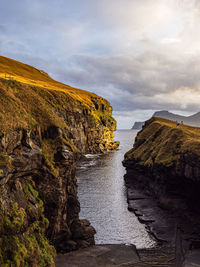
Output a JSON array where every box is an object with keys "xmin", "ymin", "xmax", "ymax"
[{"xmin": 1, "ymin": 0, "xmax": 200, "ymax": 128}]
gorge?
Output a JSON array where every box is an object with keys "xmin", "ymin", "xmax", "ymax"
[
  {"xmin": 77, "ymin": 130, "xmax": 154, "ymax": 247},
  {"xmin": 1, "ymin": 56, "xmax": 200, "ymax": 266}
]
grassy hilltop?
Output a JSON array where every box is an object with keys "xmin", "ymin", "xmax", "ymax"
[
  {"xmin": 0, "ymin": 56, "xmax": 115, "ymax": 134},
  {"xmin": 125, "ymin": 117, "xmax": 200, "ymax": 168},
  {"xmin": 0, "ymin": 56, "xmax": 98, "ymax": 102}
]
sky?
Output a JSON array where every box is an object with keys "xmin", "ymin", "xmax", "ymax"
[{"xmin": 1, "ymin": 0, "xmax": 200, "ymax": 128}]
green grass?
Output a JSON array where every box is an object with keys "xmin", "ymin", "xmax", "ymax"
[{"xmin": 125, "ymin": 117, "xmax": 200, "ymax": 167}]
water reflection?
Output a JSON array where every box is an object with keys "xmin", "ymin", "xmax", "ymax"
[{"xmin": 77, "ymin": 130, "xmax": 155, "ymax": 248}]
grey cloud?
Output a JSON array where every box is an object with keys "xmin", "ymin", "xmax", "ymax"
[
  {"xmin": 0, "ymin": 25, "xmax": 6, "ymax": 33},
  {"xmin": 49, "ymin": 52, "xmax": 200, "ymax": 113},
  {"xmin": 1, "ymin": 0, "xmax": 200, "ymax": 128}
]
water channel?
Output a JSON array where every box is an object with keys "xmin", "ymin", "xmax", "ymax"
[{"xmin": 77, "ymin": 130, "xmax": 155, "ymax": 248}]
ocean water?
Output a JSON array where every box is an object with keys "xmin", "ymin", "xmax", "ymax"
[{"xmin": 76, "ymin": 130, "xmax": 155, "ymax": 248}]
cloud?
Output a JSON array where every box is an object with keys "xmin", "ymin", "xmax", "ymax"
[
  {"xmin": 1, "ymin": 0, "xmax": 200, "ymax": 128},
  {"xmin": 53, "ymin": 51, "xmax": 200, "ymax": 113}
]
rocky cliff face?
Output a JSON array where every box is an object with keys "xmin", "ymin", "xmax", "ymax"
[
  {"xmin": 123, "ymin": 117, "xmax": 200, "ymax": 217},
  {"xmin": 0, "ymin": 56, "xmax": 119, "ymax": 266}
]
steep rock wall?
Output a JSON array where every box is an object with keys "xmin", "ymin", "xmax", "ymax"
[
  {"xmin": 0, "ymin": 57, "xmax": 119, "ymax": 266},
  {"xmin": 123, "ymin": 117, "xmax": 200, "ymax": 216}
]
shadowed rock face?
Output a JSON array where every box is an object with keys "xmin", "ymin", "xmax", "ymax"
[
  {"xmin": 124, "ymin": 117, "xmax": 200, "ymax": 213},
  {"xmin": 123, "ymin": 117, "xmax": 200, "ymax": 262},
  {"xmin": 0, "ymin": 127, "xmax": 98, "ymax": 265},
  {"xmin": 0, "ymin": 57, "xmax": 119, "ymax": 266}
]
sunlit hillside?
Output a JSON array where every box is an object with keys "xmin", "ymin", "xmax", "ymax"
[
  {"xmin": 0, "ymin": 56, "xmax": 105, "ymax": 105},
  {"xmin": 0, "ymin": 56, "xmax": 115, "ymax": 134},
  {"xmin": 125, "ymin": 117, "xmax": 200, "ymax": 167},
  {"xmin": 151, "ymin": 117, "xmax": 200, "ymax": 139}
]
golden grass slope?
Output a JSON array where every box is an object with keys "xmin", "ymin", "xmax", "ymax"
[
  {"xmin": 125, "ymin": 117, "xmax": 200, "ymax": 167},
  {"xmin": 0, "ymin": 56, "xmax": 115, "ymax": 133},
  {"xmin": 0, "ymin": 55, "xmax": 107, "ymax": 105}
]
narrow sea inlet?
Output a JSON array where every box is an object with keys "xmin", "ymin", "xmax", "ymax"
[{"xmin": 77, "ymin": 130, "xmax": 155, "ymax": 248}]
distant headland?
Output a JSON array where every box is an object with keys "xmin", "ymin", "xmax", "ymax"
[{"xmin": 131, "ymin": 110, "xmax": 200, "ymax": 130}]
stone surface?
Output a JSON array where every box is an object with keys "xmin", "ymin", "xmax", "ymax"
[
  {"xmin": 56, "ymin": 245, "xmax": 140, "ymax": 267},
  {"xmin": 55, "ymin": 245, "xmax": 178, "ymax": 267},
  {"xmin": 123, "ymin": 117, "xmax": 200, "ymax": 266},
  {"xmin": 183, "ymin": 250, "xmax": 200, "ymax": 267}
]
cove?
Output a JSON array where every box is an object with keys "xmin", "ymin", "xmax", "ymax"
[{"xmin": 76, "ymin": 130, "xmax": 155, "ymax": 248}]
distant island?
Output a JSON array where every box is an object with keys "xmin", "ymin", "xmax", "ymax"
[{"xmin": 131, "ymin": 110, "xmax": 200, "ymax": 129}]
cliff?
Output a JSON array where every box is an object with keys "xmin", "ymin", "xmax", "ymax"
[
  {"xmin": 123, "ymin": 117, "xmax": 200, "ymax": 215},
  {"xmin": 0, "ymin": 56, "xmax": 119, "ymax": 266}
]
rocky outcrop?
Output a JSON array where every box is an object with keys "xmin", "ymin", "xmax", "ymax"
[
  {"xmin": 123, "ymin": 117, "xmax": 200, "ymax": 264},
  {"xmin": 0, "ymin": 56, "xmax": 119, "ymax": 266},
  {"xmin": 124, "ymin": 117, "xmax": 200, "ymax": 214}
]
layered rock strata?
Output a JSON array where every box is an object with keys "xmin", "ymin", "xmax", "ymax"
[{"xmin": 0, "ymin": 56, "xmax": 119, "ymax": 266}]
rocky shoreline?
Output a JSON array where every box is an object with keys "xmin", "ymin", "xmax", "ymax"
[
  {"xmin": 123, "ymin": 117, "xmax": 200, "ymax": 266},
  {"xmin": 123, "ymin": 170, "xmax": 200, "ymax": 266},
  {"xmin": 56, "ymin": 244, "xmax": 176, "ymax": 267}
]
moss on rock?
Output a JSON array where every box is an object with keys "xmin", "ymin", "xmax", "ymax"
[
  {"xmin": 0, "ymin": 201, "xmax": 55, "ymax": 267},
  {"xmin": 0, "ymin": 155, "xmax": 11, "ymax": 168},
  {"xmin": 0, "ymin": 55, "xmax": 119, "ymax": 266}
]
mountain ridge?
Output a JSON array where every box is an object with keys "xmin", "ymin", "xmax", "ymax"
[{"xmin": 132, "ymin": 110, "xmax": 200, "ymax": 129}]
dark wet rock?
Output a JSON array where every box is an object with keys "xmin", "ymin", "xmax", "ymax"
[
  {"xmin": 137, "ymin": 247, "xmax": 176, "ymax": 267},
  {"xmin": 183, "ymin": 249, "xmax": 200, "ymax": 267},
  {"xmin": 71, "ymin": 219, "xmax": 96, "ymax": 241},
  {"xmin": 58, "ymin": 240, "xmax": 78, "ymax": 252},
  {"xmin": 126, "ymin": 185, "xmax": 177, "ymax": 245},
  {"xmin": 55, "ymin": 245, "xmax": 178, "ymax": 267},
  {"xmin": 56, "ymin": 244, "xmax": 140, "ymax": 267},
  {"xmin": 0, "ymin": 70, "xmax": 119, "ymax": 265},
  {"xmin": 123, "ymin": 117, "xmax": 200, "ymax": 266},
  {"xmin": 76, "ymin": 240, "xmax": 91, "ymax": 249}
]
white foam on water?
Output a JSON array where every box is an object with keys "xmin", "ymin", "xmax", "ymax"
[{"xmin": 85, "ymin": 154, "xmax": 100, "ymax": 159}]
